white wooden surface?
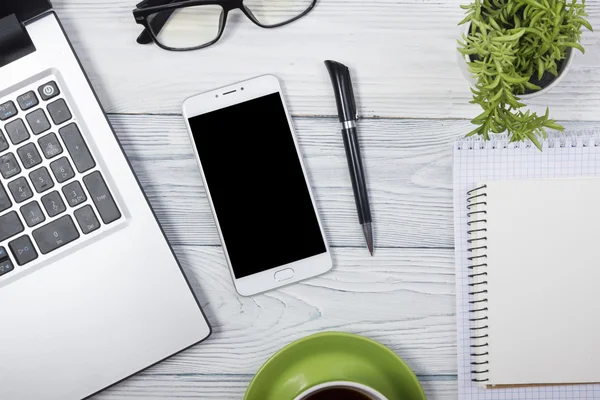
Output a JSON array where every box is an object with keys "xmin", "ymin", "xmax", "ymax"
[
  {"xmin": 46, "ymin": 0, "xmax": 600, "ymax": 398},
  {"xmin": 54, "ymin": 0, "xmax": 600, "ymax": 119}
]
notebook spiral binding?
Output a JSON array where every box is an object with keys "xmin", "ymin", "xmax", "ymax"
[
  {"xmin": 466, "ymin": 184, "xmax": 490, "ymax": 383},
  {"xmin": 455, "ymin": 132, "xmax": 600, "ymax": 150}
]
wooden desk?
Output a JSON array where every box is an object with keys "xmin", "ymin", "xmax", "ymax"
[{"xmin": 51, "ymin": 1, "xmax": 600, "ymax": 398}]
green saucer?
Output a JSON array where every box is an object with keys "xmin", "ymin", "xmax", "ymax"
[{"xmin": 245, "ymin": 332, "xmax": 426, "ymax": 400}]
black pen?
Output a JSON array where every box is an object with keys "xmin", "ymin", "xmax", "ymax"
[{"xmin": 325, "ymin": 60, "xmax": 374, "ymax": 256}]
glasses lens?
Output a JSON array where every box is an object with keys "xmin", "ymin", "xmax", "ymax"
[
  {"xmin": 243, "ymin": 0, "xmax": 314, "ymax": 27},
  {"xmin": 148, "ymin": 5, "xmax": 224, "ymax": 49}
]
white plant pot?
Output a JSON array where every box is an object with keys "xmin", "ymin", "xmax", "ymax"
[{"xmin": 456, "ymin": 23, "xmax": 575, "ymax": 100}]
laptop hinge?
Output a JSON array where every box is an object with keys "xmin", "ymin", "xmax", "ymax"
[{"xmin": 0, "ymin": 14, "xmax": 36, "ymax": 68}]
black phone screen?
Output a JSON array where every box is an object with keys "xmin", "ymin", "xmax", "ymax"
[{"xmin": 188, "ymin": 92, "xmax": 327, "ymax": 279}]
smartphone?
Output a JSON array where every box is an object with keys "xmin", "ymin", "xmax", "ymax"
[{"xmin": 182, "ymin": 75, "xmax": 333, "ymax": 296}]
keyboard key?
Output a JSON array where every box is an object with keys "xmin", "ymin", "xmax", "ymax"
[
  {"xmin": 84, "ymin": 171, "xmax": 121, "ymax": 224},
  {"xmin": 41, "ymin": 191, "xmax": 66, "ymax": 218},
  {"xmin": 47, "ymin": 99, "xmax": 72, "ymax": 125},
  {"xmin": 0, "ymin": 211, "xmax": 24, "ymax": 242},
  {"xmin": 5, "ymin": 119, "xmax": 30, "ymax": 145},
  {"xmin": 33, "ymin": 215, "xmax": 79, "ymax": 255},
  {"xmin": 17, "ymin": 91, "xmax": 39, "ymax": 111},
  {"xmin": 0, "ymin": 259, "xmax": 14, "ymax": 277},
  {"xmin": 20, "ymin": 201, "xmax": 45, "ymax": 228},
  {"xmin": 9, "ymin": 235, "xmax": 38, "ymax": 266},
  {"xmin": 0, "ymin": 184, "xmax": 11, "ymax": 213},
  {"xmin": 0, "ymin": 101, "xmax": 17, "ymax": 121},
  {"xmin": 0, "ymin": 153, "xmax": 21, "ymax": 179},
  {"xmin": 17, "ymin": 142, "xmax": 42, "ymax": 169},
  {"xmin": 62, "ymin": 181, "xmax": 87, "ymax": 208},
  {"xmin": 74, "ymin": 205, "xmax": 100, "ymax": 234},
  {"xmin": 38, "ymin": 81, "xmax": 60, "ymax": 101},
  {"xmin": 59, "ymin": 123, "xmax": 95, "ymax": 173},
  {"xmin": 50, "ymin": 157, "xmax": 75, "ymax": 183},
  {"xmin": 0, "ymin": 246, "xmax": 7, "ymax": 260},
  {"xmin": 0, "ymin": 130, "xmax": 8, "ymax": 153},
  {"xmin": 38, "ymin": 133, "xmax": 63, "ymax": 159},
  {"xmin": 29, "ymin": 167, "xmax": 54, "ymax": 194},
  {"xmin": 26, "ymin": 109, "xmax": 51, "ymax": 135},
  {"xmin": 8, "ymin": 177, "xmax": 33, "ymax": 204}
]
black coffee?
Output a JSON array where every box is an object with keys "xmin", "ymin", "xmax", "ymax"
[{"xmin": 303, "ymin": 387, "xmax": 373, "ymax": 400}]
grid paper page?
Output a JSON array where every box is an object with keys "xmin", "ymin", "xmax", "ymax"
[{"xmin": 453, "ymin": 134, "xmax": 600, "ymax": 400}]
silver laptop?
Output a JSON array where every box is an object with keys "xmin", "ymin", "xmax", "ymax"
[{"xmin": 0, "ymin": 2, "xmax": 211, "ymax": 399}]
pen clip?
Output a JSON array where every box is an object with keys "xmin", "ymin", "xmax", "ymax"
[{"xmin": 345, "ymin": 69, "xmax": 358, "ymax": 121}]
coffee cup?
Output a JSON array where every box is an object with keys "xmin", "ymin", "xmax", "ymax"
[{"xmin": 293, "ymin": 381, "xmax": 388, "ymax": 400}]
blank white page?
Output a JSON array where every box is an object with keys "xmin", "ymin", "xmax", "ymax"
[{"xmin": 485, "ymin": 178, "xmax": 600, "ymax": 386}]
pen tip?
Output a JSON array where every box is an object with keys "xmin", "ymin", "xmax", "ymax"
[{"xmin": 362, "ymin": 222, "xmax": 374, "ymax": 257}]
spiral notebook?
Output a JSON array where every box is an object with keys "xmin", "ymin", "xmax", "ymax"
[{"xmin": 453, "ymin": 134, "xmax": 600, "ymax": 399}]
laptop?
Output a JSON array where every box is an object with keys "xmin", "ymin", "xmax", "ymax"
[{"xmin": 0, "ymin": 1, "xmax": 211, "ymax": 399}]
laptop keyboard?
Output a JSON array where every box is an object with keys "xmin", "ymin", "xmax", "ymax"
[{"xmin": 0, "ymin": 79, "xmax": 122, "ymax": 276}]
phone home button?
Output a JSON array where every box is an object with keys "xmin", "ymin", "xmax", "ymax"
[{"xmin": 274, "ymin": 268, "xmax": 295, "ymax": 282}]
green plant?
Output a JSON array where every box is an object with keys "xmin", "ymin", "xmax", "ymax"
[{"xmin": 458, "ymin": 0, "xmax": 592, "ymax": 150}]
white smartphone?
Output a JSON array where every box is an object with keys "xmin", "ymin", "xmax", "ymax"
[{"xmin": 182, "ymin": 75, "xmax": 333, "ymax": 296}]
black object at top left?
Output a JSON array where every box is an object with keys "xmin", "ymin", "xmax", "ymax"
[
  {"xmin": 1, "ymin": 0, "xmax": 52, "ymax": 22},
  {"xmin": 0, "ymin": 0, "xmax": 52, "ymax": 68}
]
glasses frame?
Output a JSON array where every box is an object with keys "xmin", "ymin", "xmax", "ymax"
[{"xmin": 133, "ymin": 0, "xmax": 317, "ymax": 51}]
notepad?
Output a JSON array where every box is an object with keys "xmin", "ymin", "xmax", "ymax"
[{"xmin": 453, "ymin": 134, "xmax": 600, "ymax": 399}]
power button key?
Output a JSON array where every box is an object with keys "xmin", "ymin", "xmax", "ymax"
[{"xmin": 38, "ymin": 81, "xmax": 60, "ymax": 101}]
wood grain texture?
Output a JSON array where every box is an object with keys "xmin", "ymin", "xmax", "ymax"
[
  {"xmin": 94, "ymin": 374, "xmax": 458, "ymax": 399},
  {"xmin": 89, "ymin": 245, "xmax": 456, "ymax": 399},
  {"xmin": 53, "ymin": 0, "xmax": 600, "ymax": 119},
  {"xmin": 142, "ymin": 246, "xmax": 456, "ymax": 376},
  {"xmin": 110, "ymin": 114, "xmax": 458, "ymax": 248},
  {"xmin": 109, "ymin": 114, "xmax": 600, "ymax": 248}
]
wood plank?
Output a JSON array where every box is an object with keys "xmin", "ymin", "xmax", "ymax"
[
  {"xmin": 123, "ymin": 246, "xmax": 457, "ymax": 377},
  {"xmin": 111, "ymin": 114, "xmax": 458, "ymax": 248},
  {"xmin": 93, "ymin": 373, "xmax": 458, "ymax": 399},
  {"xmin": 109, "ymin": 114, "xmax": 600, "ymax": 248},
  {"xmin": 53, "ymin": 0, "xmax": 600, "ymax": 119}
]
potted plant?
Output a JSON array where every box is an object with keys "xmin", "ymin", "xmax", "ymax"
[{"xmin": 458, "ymin": 0, "xmax": 592, "ymax": 150}]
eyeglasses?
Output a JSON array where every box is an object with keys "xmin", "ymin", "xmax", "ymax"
[{"xmin": 133, "ymin": 0, "xmax": 317, "ymax": 51}]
